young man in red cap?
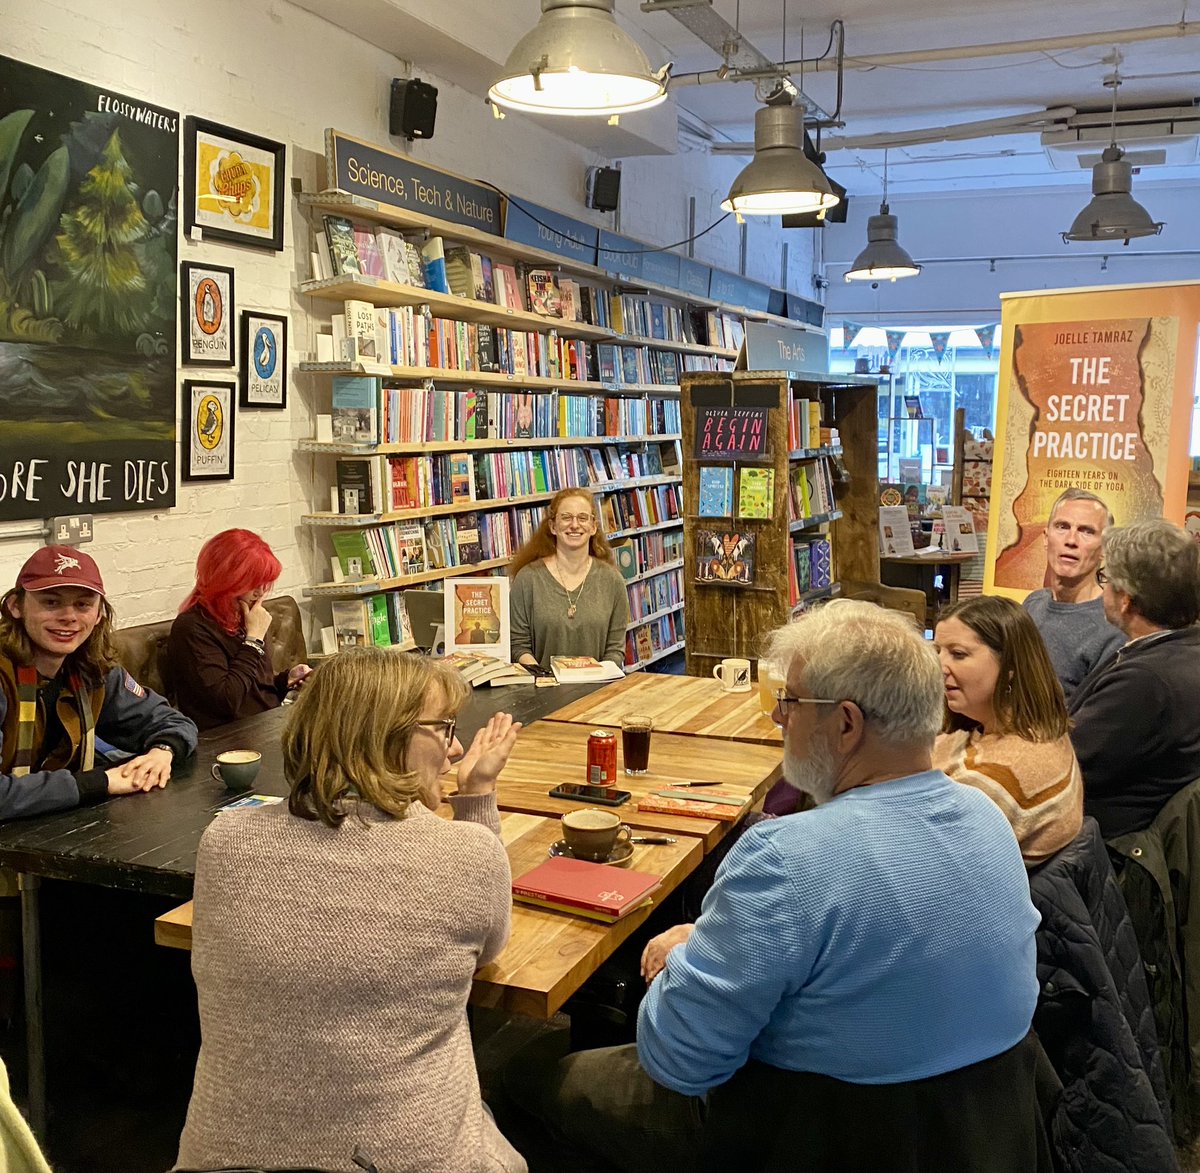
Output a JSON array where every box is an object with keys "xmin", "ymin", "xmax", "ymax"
[{"xmin": 0, "ymin": 546, "xmax": 197, "ymax": 820}]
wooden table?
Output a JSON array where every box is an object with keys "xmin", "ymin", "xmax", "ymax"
[
  {"xmin": 483, "ymin": 720, "xmax": 782, "ymax": 852},
  {"xmin": 155, "ymin": 809, "xmax": 702, "ymax": 1019},
  {"xmin": 544, "ymin": 673, "xmax": 782, "ymax": 746}
]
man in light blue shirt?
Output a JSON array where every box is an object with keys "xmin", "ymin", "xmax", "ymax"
[{"xmin": 504, "ymin": 602, "xmax": 1040, "ymax": 1171}]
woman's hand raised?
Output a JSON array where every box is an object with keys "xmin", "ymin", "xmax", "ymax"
[{"xmin": 456, "ymin": 712, "xmax": 521, "ymax": 796}]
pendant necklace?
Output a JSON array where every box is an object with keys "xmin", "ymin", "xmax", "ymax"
[{"xmin": 554, "ymin": 558, "xmax": 589, "ymax": 619}]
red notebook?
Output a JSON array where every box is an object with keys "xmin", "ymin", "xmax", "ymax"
[{"xmin": 512, "ymin": 857, "xmax": 662, "ymax": 922}]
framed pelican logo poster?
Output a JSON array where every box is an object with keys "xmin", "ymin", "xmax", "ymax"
[
  {"xmin": 181, "ymin": 261, "xmax": 235, "ymax": 367},
  {"xmin": 182, "ymin": 379, "xmax": 235, "ymax": 481},
  {"xmin": 239, "ymin": 310, "xmax": 287, "ymax": 409}
]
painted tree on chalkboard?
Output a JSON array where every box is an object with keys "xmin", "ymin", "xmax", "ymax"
[{"xmin": 53, "ymin": 129, "xmax": 151, "ymax": 340}]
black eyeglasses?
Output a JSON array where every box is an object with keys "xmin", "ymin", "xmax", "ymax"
[
  {"xmin": 1096, "ymin": 568, "xmax": 1109, "ymax": 586},
  {"xmin": 773, "ymin": 690, "xmax": 840, "ymax": 719},
  {"xmin": 416, "ymin": 717, "xmax": 457, "ymax": 746}
]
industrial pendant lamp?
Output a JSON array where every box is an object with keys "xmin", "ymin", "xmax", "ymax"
[
  {"xmin": 1062, "ymin": 71, "xmax": 1163, "ymax": 244},
  {"xmin": 721, "ymin": 99, "xmax": 840, "ymax": 216},
  {"xmin": 844, "ymin": 151, "xmax": 921, "ymax": 282},
  {"xmin": 489, "ymin": 0, "xmax": 671, "ymax": 118}
]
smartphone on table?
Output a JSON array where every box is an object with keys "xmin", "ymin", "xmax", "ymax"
[{"xmin": 548, "ymin": 783, "xmax": 632, "ymax": 807}]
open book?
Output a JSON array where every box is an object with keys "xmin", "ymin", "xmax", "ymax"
[{"xmin": 550, "ymin": 656, "xmax": 625, "ymax": 684}]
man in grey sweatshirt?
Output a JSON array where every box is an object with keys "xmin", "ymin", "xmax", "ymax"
[{"xmin": 1022, "ymin": 488, "xmax": 1123, "ymax": 700}]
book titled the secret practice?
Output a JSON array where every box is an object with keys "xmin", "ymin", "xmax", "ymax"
[{"xmin": 512, "ymin": 857, "xmax": 662, "ymax": 922}]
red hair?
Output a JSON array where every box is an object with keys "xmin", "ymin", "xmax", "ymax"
[
  {"xmin": 180, "ymin": 529, "xmax": 282, "ymax": 634},
  {"xmin": 508, "ymin": 487, "xmax": 614, "ymax": 577}
]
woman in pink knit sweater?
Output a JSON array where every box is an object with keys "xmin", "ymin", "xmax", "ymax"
[
  {"xmin": 932, "ymin": 596, "xmax": 1083, "ymax": 866},
  {"xmin": 176, "ymin": 648, "xmax": 527, "ymax": 1173}
]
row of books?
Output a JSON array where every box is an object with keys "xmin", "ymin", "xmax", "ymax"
[
  {"xmin": 625, "ymin": 610, "xmax": 684, "ymax": 667},
  {"xmin": 612, "ymin": 528, "xmax": 684, "ymax": 580},
  {"xmin": 330, "ymin": 592, "xmax": 413, "ymax": 651},
  {"xmin": 338, "ymin": 300, "xmax": 594, "ymax": 381},
  {"xmin": 331, "ymin": 376, "xmax": 681, "ymax": 446},
  {"xmin": 599, "ymin": 483, "xmax": 682, "ymax": 535},
  {"xmin": 595, "ymin": 344, "xmax": 682, "ymax": 387},
  {"xmin": 697, "ymin": 466, "xmax": 776, "ymax": 520},
  {"xmin": 787, "ymin": 458, "xmax": 837, "ymax": 521},
  {"xmin": 609, "ymin": 296, "xmax": 690, "ymax": 344},
  {"xmin": 786, "ymin": 398, "xmax": 844, "ymax": 452},
  {"xmin": 627, "ymin": 567, "xmax": 683, "ymax": 622},
  {"xmin": 787, "ymin": 536, "xmax": 834, "ymax": 605},
  {"xmin": 334, "ymin": 442, "xmax": 680, "ymax": 516}
]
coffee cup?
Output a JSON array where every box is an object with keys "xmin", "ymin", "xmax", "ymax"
[
  {"xmin": 211, "ymin": 750, "xmax": 262, "ymax": 792},
  {"xmin": 713, "ymin": 657, "xmax": 752, "ymax": 693},
  {"xmin": 561, "ymin": 808, "xmax": 632, "ymax": 862}
]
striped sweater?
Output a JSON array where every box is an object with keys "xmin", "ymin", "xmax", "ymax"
[{"xmin": 933, "ymin": 729, "xmax": 1083, "ymax": 865}]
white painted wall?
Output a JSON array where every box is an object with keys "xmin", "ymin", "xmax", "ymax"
[
  {"xmin": 0, "ymin": 0, "xmax": 818, "ymax": 639},
  {"xmin": 823, "ymin": 181, "xmax": 1200, "ymax": 326}
]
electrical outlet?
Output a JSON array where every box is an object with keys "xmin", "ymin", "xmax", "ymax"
[{"xmin": 48, "ymin": 515, "xmax": 94, "ymax": 546}]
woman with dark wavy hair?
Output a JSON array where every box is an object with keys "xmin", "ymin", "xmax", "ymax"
[
  {"xmin": 932, "ymin": 595, "xmax": 1082, "ymax": 865},
  {"xmin": 509, "ymin": 486, "xmax": 629, "ymax": 669},
  {"xmin": 169, "ymin": 529, "xmax": 311, "ymax": 730},
  {"xmin": 0, "ymin": 546, "xmax": 195, "ymax": 820}
]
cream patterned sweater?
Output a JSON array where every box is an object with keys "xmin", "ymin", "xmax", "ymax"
[
  {"xmin": 933, "ymin": 729, "xmax": 1083, "ymax": 866},
  {"xmin": 175, "ymin": 794, "xmax": 526, "ymax": 1173}
]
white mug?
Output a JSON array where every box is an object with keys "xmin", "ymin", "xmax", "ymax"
[{"xmin": 713, "ymin": 658, "xmax": 752, "ymax": 693}]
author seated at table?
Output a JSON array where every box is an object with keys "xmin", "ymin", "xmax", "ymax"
[
  {"xmin": 509, "ymin": 487, "xmax": 630, "ymax": 671},
  {"xmin": 0, "ymin": 547, "xmax": 196, "ymax": 821},
  {"xmin": 175, "ymin": 648, "xmax": 527, "ymax": 1173},
  {"xmin": 932, "ymin": 595, "xmax": 1082, "ymax": 866},
  {"xmin": 169, "ymin": 529, "xmax": 311, "ymax": 731}
]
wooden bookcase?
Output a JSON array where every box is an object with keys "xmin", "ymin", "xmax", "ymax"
[
  {"xmin": 293, "ymin": 191, "xmax": 792, "ymax": 672},
  {"xmin": 682, "ymin": 369, "xmax": 924, "ymax": 678}
]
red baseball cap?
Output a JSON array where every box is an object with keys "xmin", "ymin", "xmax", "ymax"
[{"xmin": 16, "ymin": 546, "xmax": 106, "ymax": 597}]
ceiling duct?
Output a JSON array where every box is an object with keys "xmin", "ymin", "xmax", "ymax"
[{"xmin": 1041, "ymin": 102, "xmax": 1200, "ymax": 171}]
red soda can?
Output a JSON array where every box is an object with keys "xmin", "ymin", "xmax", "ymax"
[{"xmin": 586, "ymin": 730, "xmax": 617, "ymax": 786}]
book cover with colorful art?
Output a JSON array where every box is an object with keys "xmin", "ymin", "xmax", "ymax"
[
  {"xmin": 444, "ymin": 576, "xmax": 510, "ymax": 661},
  {"xmin": 694, "ymin": 530, "xmax": 756, "ymax": 586},
  {"xmin": 697, "ymin": 466, "xmax": 734, "ymax": 518},
  {"xmin": 737, "ymin": 468, "xmax": 775, "ymax": 519}
]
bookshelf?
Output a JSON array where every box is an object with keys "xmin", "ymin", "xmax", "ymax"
[
  {"xmin": 681, "ymin": 369, "xmax": 927, "ymax": 678},
  {"xmin": 294, "ymin": 189, "xmax": 798, "ymax": 667}
]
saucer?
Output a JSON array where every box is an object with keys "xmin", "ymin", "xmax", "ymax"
[{"xmin": 549, "ymin": 840, "xmax": 634, "ymax": 867}]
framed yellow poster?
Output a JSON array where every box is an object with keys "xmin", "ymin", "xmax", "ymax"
[
  {"xmin": 183, "ymin": 116, "xmax": 285, "ymax": 251},
  {"xmin": 985, "ymin": 280, "xmax": 1200, "ymax": 599}
]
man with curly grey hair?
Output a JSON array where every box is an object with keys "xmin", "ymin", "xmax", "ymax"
[{"xmin": 1069, "ymin": 518, "xmax": 1200, "ymax": 836}]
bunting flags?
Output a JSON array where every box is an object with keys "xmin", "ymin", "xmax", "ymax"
[
  {"xmin": 975, "ymin": 324, "xmax": 997, "ymax": 357},
  {"xmin": 842, "ymin": 320, "xmax": 864, "ymax": 348},
  {"xmin": 885, "ymin": 331, "xmax": 904, "ymax": 361},
  {"xmin": 930, "ymin": 332, "xmax": 950, "ymax": 363}
]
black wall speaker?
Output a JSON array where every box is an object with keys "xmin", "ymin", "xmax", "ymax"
[
  {"xmin": 783, "ymin": 132, "xmax": 848, "ymax": 226},
  {"xmin": 586, "ymin": 166, "xmax": 621, "ymax": 213},
  {"xmin": 390, "ymin": 78, "xmax": 438, "ymax": 141}
]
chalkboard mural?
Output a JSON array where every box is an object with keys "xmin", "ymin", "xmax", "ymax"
[{"xmin": 0, "ymin": 56, "xmax": 178, "ymax": 520}]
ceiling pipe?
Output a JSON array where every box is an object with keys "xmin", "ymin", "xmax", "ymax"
[
  {"xmin": 710, "ymin": 107, "xmax": 1079, "ymax": 155},
  {"xmin": 671, "ymin": 20, "xmax": 1200, "ymax": 87}
]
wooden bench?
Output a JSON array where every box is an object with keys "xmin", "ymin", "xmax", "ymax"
[{"xmin": 112, "ymin": 595, "xmax": 308, "ymax": 699}]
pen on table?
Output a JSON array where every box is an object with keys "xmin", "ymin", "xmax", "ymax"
[
  {"xmin": 665, "ymin": 780, "xmax": 723, "ymax": 787},
  {"xmin": 630, "ymin": 835, "xmax": 676, "ymax": 845}
]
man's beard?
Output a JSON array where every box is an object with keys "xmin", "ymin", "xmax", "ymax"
[{"xmin": 783, "ymin": 729, "xmax": 840, "ymax": 805}]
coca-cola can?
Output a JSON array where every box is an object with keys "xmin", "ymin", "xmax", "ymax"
[{"xmin": 586, "ymin": 730, "xmax": 617, "ymax": 786}]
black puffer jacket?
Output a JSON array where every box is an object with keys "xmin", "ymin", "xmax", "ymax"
[{"xmin": 1028, "ymin": 817, "xmax": 1178, "ymax": 1173}]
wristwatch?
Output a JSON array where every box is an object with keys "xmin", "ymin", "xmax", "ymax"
[{"xmin": 149, "ymin": 743, "xmax": 174, "ymax": 757}]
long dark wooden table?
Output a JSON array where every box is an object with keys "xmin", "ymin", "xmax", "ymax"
[{"xmin": 0, "ymin": 677, "xmax": 601, "ymax": 1136}]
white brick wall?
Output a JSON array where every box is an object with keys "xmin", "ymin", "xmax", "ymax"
[{"xmin": 0, "ymin": 0, "xmax": 819, "ymax": 644}]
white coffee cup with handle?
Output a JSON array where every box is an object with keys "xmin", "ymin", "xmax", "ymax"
[{"xmin": 713, "ymin": 657, "xmax": 752, "ymax": 693}]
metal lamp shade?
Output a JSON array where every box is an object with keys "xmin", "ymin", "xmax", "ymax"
[
  {"xmin": 1063, "ymin": 146, "xmax": 1164, "ymax": 243},
  {"xmin": 489, "ymin": 0, "xmax": 668, "ymax": 117},
  {"xmin": 721, "ymin": 104, "xmax": 841, "ymax": 216},
  {"xmin": 844, "ymin": 207, "xmax": 922, "ymax": 281}
]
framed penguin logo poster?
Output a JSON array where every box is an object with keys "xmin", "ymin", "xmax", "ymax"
[
  {"xmin": 239, "ymin": 310, "xmax": 287, "ymax": 408},
  {"xmin": 181, "ymin": 261, "xmax": 235, "ymax": 366},
  {"xmin": 182, "ymin": 379, "xmax": 235, "ymax": 481}
]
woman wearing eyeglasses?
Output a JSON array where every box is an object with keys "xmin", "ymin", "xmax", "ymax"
[
  {"xmin": 932, "ymin": 595, "xmax": 1083, "ymax": 866},
  {"xmin": 509, "ymin": 487, "xmax": 630, "ymax": 670},
  {"xmin": 176, "ymin": 648, "xmax": 527, "ymax": 1173}
]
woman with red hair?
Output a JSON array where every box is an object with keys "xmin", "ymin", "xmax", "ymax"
[{"xmin": 168, "ymin": 530, "xmax": 311, "ymax": 730}]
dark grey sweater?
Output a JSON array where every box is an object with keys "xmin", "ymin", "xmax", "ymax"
[
  {"xmin": 510, "ymin": 559, "xmax": 629, "ymax": 668},
  {"xmin": 1022, "ymin": 590, "xmax": 1123, "ymax": 700}
]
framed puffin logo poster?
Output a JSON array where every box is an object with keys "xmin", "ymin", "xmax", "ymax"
[{"xmin": 182, "ymin": 379, "xmax": 235, "ymax": 481}]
